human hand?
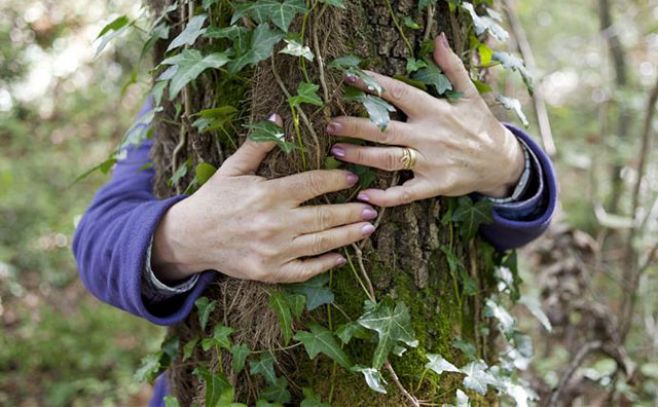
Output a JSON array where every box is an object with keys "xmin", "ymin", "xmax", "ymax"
[
  {"xmin": 327, "ymin": 33, "xmax": 525, "ymax": 207},
  {"xmin": 151, "ymin": 114, "xmax": 377, "ymax": 284}
]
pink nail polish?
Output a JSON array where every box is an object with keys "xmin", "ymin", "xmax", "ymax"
[
  {"xmin": 361, "ymin": 224, "xmax": 376, "ymax": 236},
  {"xmin": 362, "ymin": 208, "xmax": 378, "ymax": 220},
  {"xmin": 331, "ymin": 146, "xmax": 346, "ymax": 158},
  {"xmin": 345, "ymin": 74, "xmax": 357, "ymax": 83},
  {"xmin": 357, "ymin": 192, "xmax": 370, "ymax": 202},
  {"xmin": 336, "ymin": 257, "xmax": 347, "ymax": 266},
  {"xmin": 347, "ymin": 173, "xmax": 359, "ymax": 185},
  {"xmin": 267, "ymin": 113, "xmax": 278, "ymax": 122},
  {"xmin": 439, "ymin": 32, "xmax": 450, "ymax": 49},
  {"xmin": 327, "ymin": 122, "xmax": 342, "ymax": 134}
]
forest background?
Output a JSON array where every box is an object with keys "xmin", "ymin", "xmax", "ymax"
[{"xmin": 1, "ymin": 0, "xmax": 657, "ymax": 405}]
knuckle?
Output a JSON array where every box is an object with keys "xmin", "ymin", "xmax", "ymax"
[
  {"xmin": 305, "ymin": 172, "xmax": 326, "ymax": 196},
  {"xmin": 388, "ymin": 82, "xmax": 408, "ymax": 103},
  {"xmin": 317, "ymin": 207, "xmax": 333, "ymax": 230},
  {"xmin": 386, "ymin": 150, "xmax": 400, "ymax": 170},
  {"xmin": 312, "ymin": 233, "xmax": 332, "ymax": 254},
  {"xmin": 397, "ymin": 189, "xmax": 413, "ymax": 205}
]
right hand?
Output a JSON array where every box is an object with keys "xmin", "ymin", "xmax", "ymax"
[{"xmin": 151, "ymin": 114, "xmax": 378, "ymax": 284}]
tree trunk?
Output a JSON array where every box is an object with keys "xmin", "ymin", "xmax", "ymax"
[{"xmin": 149, "ymin": 1, "xmax": 499, "ymax": 405}]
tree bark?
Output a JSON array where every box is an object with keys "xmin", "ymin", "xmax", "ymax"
[{"xmin": 150, "ymin": 1, "xmax": 497, "ymax": 405}]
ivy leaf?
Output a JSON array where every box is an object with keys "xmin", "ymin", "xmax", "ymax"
[
  {"xmin": 318, "ymin": 0, "xmax": 346, "ymax": 8},
  {"xmin": 288, "ymin": 82, "xmax": 324, "ymax": 108},
  {"xmin": 406, "ymin": 57, "xmax": 428, "ymax": 74},
  {"xmin": 279, "ymin": 39, "xmax": 314, "ymax": 61},
  {"xmin": 492, "ymin": 52, "xmax": 533, "ymax": 93},
  {"xmin": 412, "ymin": 62, "xmax": 453, "ymax": 95},
  {"xmin": 228, "ymin": 23, "xmax": 284, "ymax": 74},
  {"xmin": 452, "ymin": 338, "xmax": 477, "ymax": 361},
  {"xmin": 293, "ymin": 323, "xmax": 352, "ymax": 369},
  {"xmin": 231, "ymin": 343, "xmax": 251, "ymax": 374},
  {"xmin": 496, "ymin": 95, "xmax": 529, "ymax": 127},
  {"xmin": 194, "ymin": 162, "xmax": 217, "ymax": 186},
  {"xmin": 335, "ymin": 321, "xmax": 370, "ymax": 344},
  {"xmin": 195, "ymin": 297, "xmax": 217, "ymax": 331},
  {"xmin": 249, "ymin": 352, "xmax": 277, "ymax": 385},
  {"xmin": 167, "ymin": 14, "xmax": 207, "ymax": 52},
  {"xmin": 328, "ymin": 54, "xmax": 361, "ymax": 69},
  {"xmin": 519, "ymin": 296, "xmax": 552, "ymax": 332},
  {"xmin": 269, "ymin": 292, "xmax": 295, "ymax": 345},
  {"xmin": 256, "ymin": 401, "xmax": 284, "ymax": 407},
  {"xmin": 461, "ymin": 3, "xmax": 509, "ymax": 42},
  {"xmin": 425, "ymin": 354, "xmax": 461, "ymax": 375},
  {"xmin": 201, "ymin": 324, "xmax": 234, "ymax": 351},
  {"xmin": 455, "ymin": 389, "xmax": 470, "ymax": 407},
  {"xmin": 232, "ymin": 0, "xmax": 307, "ymax": 32},
  {"xmin": 287, "ymin": 274, "xmax": 334, "ymax": 311},
  {"xmin": 183, "ymin": 337, "xmax": 198, "ymax": 361},
  {"xmin": 246, "ymin": 119, "xmax": 297, "ymax": 153},
  {"xmin": 95, "ymin": 15, "xmax": 131, "ymax": 56},
  {"xmin": 161, "ymin": 49, "xmax": 230, "ymax": 99},
  {"xmin": 403, "ymin": 16, "xmax": 421, "ymax": 29},
  {"xmin": 193, "ymin": 366, "xmax": 234, "ymax": 407},
  {"xmin": 451, "ymin": 196, "xmax": 494, "ymax": 241},
  {"xmin": 261, "ymin": 376, "xmax": 292, "ymax": 404},
  {"xmin": 164, "ymin": 396, "xmax": 181, "ymax": 407},
  {"xmin": 300, "ymin": 389, "xmax": 331, "ymax": 407},
  {"xmin": 350, "ymin": 365, "xmax": 388, "ymax": 394},
  {"xmin": 461, "ymin": 360, "xmax": 498, "ymax": 396},
  {"xmin": 135, "ymin": 353, "xmax": 162, "ymax": 383},
  {"xmin": 484, "ymin": 298, "xmax": 515, "ymax": 335},
  {"xmin": 357, "ymin": 300, "xmax": 418, "ymax": 369}
]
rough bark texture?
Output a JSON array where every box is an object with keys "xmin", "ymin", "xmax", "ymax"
[{"xmin": 150, "ymin": 1, "xmax": 496, "ymax": 405}]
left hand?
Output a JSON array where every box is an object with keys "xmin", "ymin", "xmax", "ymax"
[{"xmin": 326, "ymin": 33, "xmax": 525, "ymax": 208}]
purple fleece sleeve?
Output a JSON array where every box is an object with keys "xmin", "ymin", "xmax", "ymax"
[
  {"xmin": 72, "ymin": 105, "xmax": 215, "ymax": 327},
  {"xmin": 478, "ymin": 124, "xmax": 558, "ymax": 251}
]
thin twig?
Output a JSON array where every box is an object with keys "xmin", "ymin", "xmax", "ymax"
[
  {"xmin": 351, "ymin": 243, "xmax": 376, "ymax": 301},
  {"xmin": 423, "ymin": 5, "xmax": 435, "ymax": 42},
  {"xmin": 385, "ymin": 361, "xmax": 420, "ymax": 407},
  {"xmin": 548, "ymin": 340, "xmax": 603, "ymax": 407}
]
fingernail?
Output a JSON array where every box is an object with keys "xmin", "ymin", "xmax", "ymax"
[
  {"xmin": 327, "ymin": 121, "xmax": 342, "ymax": 134},
  {"xmin": 335, "ymin": 256, "xmax": 347, "ymax": 266},
  {"xmin": 357, "ymin": 192, "xmax": 370, "ymax": 202},
  {"xmin": 362, "ymin": 208, "xmax": 378, "ymax": 220},
  {"xmin": 347, "ymin": 172, "xmax": 359, "ymax": 185},
  {"xmin": 345, "ymin": 74, "xmax": 357, "ymax": 84},
  {"xmin": 267, "ymin": 113, "xmax": 279, "ymax": 122},
  {"xmin": 361, "ymin": 224, "xmax": 376, "ymax": 236},
  {"xmin": 331, "ymin": 146, "xmax": 346, "ymax": 158},
  {"xmin": 439, "ymin": 32, "xmax": 450, "ymax": 49}
]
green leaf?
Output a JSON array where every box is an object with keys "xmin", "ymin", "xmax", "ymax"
[
  {"xmin": 256, "ymin": 401, "xmax": 284, "ymax": 407},
  {"xmin": 300, "ymin": 388, "xmax": 331, "ymax": 407},
  {"xmin": 403, "ymin": 16, "xmax": 421, "ymax": 29},
  {"xmin": 411, "ymin": 62, "xmax": 453, "ymax": 95},
  {"xmin": 231, "ymin": 343, "xmax": 251, "ymax": 374},
  {"xmin": 269, "ymin": 292, "xmax": 294, "ymax": 345},
  {"xmin": 519, "ymin": 295, "xmax": 552, "ymax": 332},
  {"xmin": 496, "ymin": 95, "xmax": 529, "ymax": 127},
  {"xmin": 195, "ymin": 297, "xmax": 217, "ymax": 331},
  {"xmin": 183, "ymin": 337, "xmax": 198, "ymax": 361},
  {"xmin": 451, "ymin": 196, "xmax": 494, "ymax": 240},
  {"xmin": 350, "ymin": 365, "xmax": 387, "ymax": 394},
  {"xmin": 461, "ymin": 360, "xmax": 498, "ymax": 396},
  {"xmin": 425, "ymin": 354, "xmax": 461, "ymax": 375},
  {"xmin": 287, "ymin": 274, "xmax": 334, "ymax": 311},
  {"xmin": 134, "ymin": 353, "xmax": 162, "ymax": 383},
  {"xmin": 335, "ymin": 321, "xmax": 369, "ymax": 344},
  {"xmin": 245, "ymin": 119, "xmax": 297, "ymax": 153},
  {"xmin": 193, "ymin": 366, "xmax": 234, "ymax": 407},
  {"xmin": 405, "ymin": 57, "xmax": 428, "ymax": 74},
  {"xmin": 232, "ymin": 0, "xmax": 308, "ymax": 32},
  {"xmin": 492, "ymin": 52, "xmax": 533, "ymax": 93},
  {"xmin": 261, "ymin": 376, "xmax": 292, "ymax": 404},
  {"xmin": 288, "ymin": 82, "xmax": 324, "ymax": 108},
  {"xmin": 164, "ymin": 396, "xmax": 181, "ymax": 407},
  {"xmin": 293, "ymin": 323, "xmax": 352, "ymax": 369},
  {"xmin": 228, "ymin": 23, "xmax": 284, "ymax": 73},
  {"xmin": 328, "ymin": 54, "xmax": 361, "ymax": 69},
  {"xmin": 250, "ymin": 352, "xmax": 277, "ymax": 385},
  {"xmin": 161, "ymin": 50, "xmax": 230, "ymax": 99},
  {"xmin": 202, "ymin": 324, "xmax": 234, "ymax": 351},
  {"xmin": 194, "ymin": 162, "xmax": 217, "ymax": 186},
  {"xmin": 452, "ymin": 338, "xmax": 477, "ymax": 361},
  {"xmin": 95, "ymin": 15, "xmax": 131, "ymax": 56},
  {"xmin": 484, "ymin": 298, "xmax": 515, "ymax": 335},
  {"xmin": 167, "ymin": 14, "xmax": 207, "ymax": 52},
  {"xmin": 357, "ymin": 300, "xmax": 418, "ymax": 369},
  {"xmin": 279, "ymin": 39, "xmax": 314, "ymax": 61}
]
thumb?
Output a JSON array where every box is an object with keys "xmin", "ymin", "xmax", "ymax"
[
  {"xmin": 433, "ymin": 33, "xmax": 477, "ymax": 96},
  {"xmin": 218, "ymin": 113, "xmax": 282, "ymax": 177}
]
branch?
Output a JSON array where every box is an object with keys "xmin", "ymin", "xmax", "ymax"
[
  {"xmin": 502, "ymin": 0, "xmax": 557, "ymax": 156},
  {"xmin": 548, "ymin": 340, "xmax": 603, "ymax": 407}
]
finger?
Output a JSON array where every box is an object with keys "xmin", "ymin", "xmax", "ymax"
[
  {"xmin": 295, "ymin": 203, "xmax": 378, "ymax": 234},
  {"xmin": 331, "ymin": 144, "xmax": 421, "ymax": 172},
  {"xmin": 269, "ymin": 170, "xmax": 359, "ymax": 204},
  {"xmin": 357, "ymin": 179, "xmax": 434, "ymax": 208},
  {"xmin": 433, "ymin": 33, "xmax": 478, "ymax": 96},
  {"xmin": 218, "ymin": 113, "xmax": 282, "ymax": 177},
  {"xmin": 345, "ymin": 70, "xmax": 437, "ymax": 118},
  {"xmin": 292, "ymin": 222, "xmax": 375, "ymax": 257},
  {"xmin": 278, "ymin": 253, "xmax": 346, "ymax": 284},
  {"xmin": 326, "ymin": 116, "xmax": 411, "ymax": 146}
]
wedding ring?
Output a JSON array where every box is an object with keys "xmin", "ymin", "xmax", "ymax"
[{"xmin": 401, "ymin": 147, "xmax": 417, "ymax": 170}]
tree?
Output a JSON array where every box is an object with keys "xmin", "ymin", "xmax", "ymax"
[{"xmin": 126, "ymin": 0, "xmax": 532, "ymax": 405}]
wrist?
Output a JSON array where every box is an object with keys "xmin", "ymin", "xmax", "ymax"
[
  {"xmin": 478, "ymin": 127, "xmax": 525, "ymax": 198},
  {"xmin": 151, "ymin": 201, "xmax": 203, "ymax": 284}
]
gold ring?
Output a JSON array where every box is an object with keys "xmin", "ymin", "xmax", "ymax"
[{"xmin": 401, "ymin": 147, "xmax": 417, "ymax": 170}]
